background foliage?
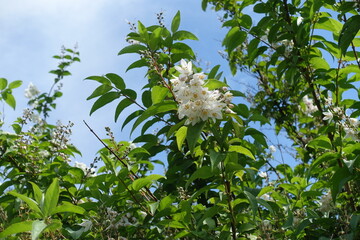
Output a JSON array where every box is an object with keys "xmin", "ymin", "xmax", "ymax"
[{"xmin": 0, "ymin": 0, "xmax": 359, "ymax": 239}]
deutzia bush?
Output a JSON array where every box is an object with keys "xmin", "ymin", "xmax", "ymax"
[{"xmin": 0, "ymin": 1, "xmax": 360, "ymax": 240}]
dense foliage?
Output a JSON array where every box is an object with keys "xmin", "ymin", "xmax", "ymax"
[{"xmin": 0, "ymin": 0, "xmax": 359, "ymax": 239}]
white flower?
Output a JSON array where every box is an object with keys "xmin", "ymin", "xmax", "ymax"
[
  {"xmin": 175, "ymin": 59, "xmax": 193, "ymax": 81},
  {"xmin": 344, "ymin": 127, "xmax": 358, "ymax": 140},
  {"xmin": 261, "ymin": 193, "xmax": 273, "ymax": 201},
  {"xmin": 79, "ymin": 219, "xmax": 92, "ymax": 232},
  {"xmin": 269, "ymin": 145, "xmax": 276, "ymax": 153},
  {"xmin": 349, "ymin": 118, "xmax": 359, "ymax": 127},
  {"xmin": 129, "ymin": 141, "xmax": 137, "ymax": 150},
  {"xmin": 325, "ymin": 95, "xmax": 332, "ymax": 105},
  {"xmin": 297, "ymin": 16, "xmax": 304, "ymax": 26},
  {"xmin": 333, "ymin": 107, "xmax": 342, "ymax": 115},
  {"xmin": 319, "ymin": 192, "xmax": 333, "ymax": 213},
  {"xmin": 74, "ymin": 161, "xmax": 96, "ymax": 177},
  {"xmin": 258, "ymin": 171, "xmax": 267, "ymax": 178},
  {"xmin": 322, "ymin": 111, "xmax": 333, "ymax": 121},
  {"xmin": 24, "ymin": 82, "xmax": 40, "ymax": 99},
  {"xmin": 302, "ymin": 95, "xmax": 318, "ymax": 115},
  {"xmin": 39, "ymin": 150, "xmax": 50, "ymax": 158},
  {"xmin": 171, "ymin": 59, "xmax": 232, "ymax": 126}
]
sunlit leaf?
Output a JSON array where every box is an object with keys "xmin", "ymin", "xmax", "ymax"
[
  {"xmin": 339, "ymin": 15, "xmax": 360, "ymax": 55},
  {"xmin": 90, "ymin": 91, "xmax": 120, "ymax": 115},
  {"xmin": 171, "ymin": 11, "xmax": 181, "ymax": 33},
  {"xmin": 43, "ymin": 178, "xmax": 59, "ymax": 217},
  {"xmin": 0, "ymin": 221, "xmax": 33, "ymax": 238}
]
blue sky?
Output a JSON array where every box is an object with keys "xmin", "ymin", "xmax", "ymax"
[
  {"xmin": 1, "ymin": 0, "xmax": 291, "ymax": 178},
  {"xmin": 1, "ymin": 0, "xmax": 239, "ymax": 167}
]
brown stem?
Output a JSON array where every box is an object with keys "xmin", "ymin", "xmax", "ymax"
[
  {"xmin": 220, "ymin": 161, "xmax": 237, "ymax": 240},
  {"xmin": 83, "ymin": 120, "xmax": 158, "ymax": 202}
]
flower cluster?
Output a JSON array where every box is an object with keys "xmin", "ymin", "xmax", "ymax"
[
  {"xmin": 302, "ymin": 95, "xmax": 318, "ymax": 116},
  {"xmin": 24, "ymin": 82, "xmax": 40, "ymax": 99},
  {"xmin": 74, "ymin": 161, "xmax": 96, "ymax": 177},
  {"xmin": 322, "ymin": 106, "xmax": 359, "ymax": 140},
  {"xmin": 319, "ymin": 192, "xmax": 333, "ymax": 213},
  {"xmin": 170, "ymin": 59, "xmax": 233, "ymax": 125}
]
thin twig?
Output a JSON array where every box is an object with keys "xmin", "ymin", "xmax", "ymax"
[{"xmin": 83, "ymin": 120, "xmax": 158, "ymax": 202}]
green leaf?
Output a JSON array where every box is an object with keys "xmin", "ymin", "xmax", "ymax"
[
  {"xmin": 209, "ymin": 150, "xmax": 226, "ymax": 170},
  {"xmin": 186, "ymin": 166, "xmax": 213, "ymax": 188},
  {"xmin": 307, "ymin": 136, "xmax": 332, "ymax": 150},
  {"xmin": 128, "ymin": 147, "xmax": 150, "ymax": 157},
  {"xmin": 203, "ymin": 79, "xmax": 228, "ymax": 90},
  {"xmin": 32, "ymin": 220, "xmax": 47, "ymax": 240},
  {"xmin": 314, "ymin": 17, "xmax": 342, "ymax": 36},
  {"xmin": 114, "ymin": 98, "xmax": 133, "ymax": 122},
  {"xmin": 0, "ymin": 78, "xmax": 8, "ymax": 90},
  {"xmin": 118, "ymin": 44, "xmax": 147, "ymax": 55},
  {"xmin": 8, "ymin": 80, "xmax": 22, "ymax": 89},
  {"xmin": 186, "ymin": 121, "xmax": 205, "ymax": 153},
  {"xmin": 148, "ymin": 201, "xmax": 159, "ymax": 215},
  {"xmin": 208, "ymin": 65, "xmax": 220, "ymax": 79},
  {"xmin": 8, "ymin": 192, "xmax": 42, "ymax": 217},
  {"xmin": 121, "ymin": 88, "xmax": 137, "ymax": 100},
  {"xmin": 51, "ymin": 202, "xmax": 85, "ymax": 215},
  {"xmin": 142, "ymin": 90, "xmax": 152, "ymax": 108},
  {"xmin": 171, "ymin": 11, "xmax": 181, "ymax": 33},
  {"xmin": 137, "ymin": 21, "xmax": 149, "ymax": 41},
  {"xmin": 223, "ymin": 27, "xmax": 247, "ymax": 53},
  {"xmin": 122, "ymin": 110, "xmax": 144, "ymax": 130},
  {"xmin": 126, "ymin": 58, "xmax": 148, "ymax": 72},
  {"xmin": 201, "ymin": 0, "xmax": 208, "ymax": 11},
  {"xmin": 132, "ymin": 174, "xmax": 165, "ymax": 191},
  {"xmin": 253, "ymin": 3, "xmax": 269, "ymax": 13},
  {"xmin": 229, "ymin": 145, "xmax": 255, "ymax": 160},
  {"xmin": 331, "ymin": 167, "xmax": 352, "ymax": 200},
  {"xmin": 149, "ymin": 27, "xmax": 163, "ymax": 50},
  {"xmin": 131, "ymin": 101, "xmax": 177, "ymax": 134},
  {"xmin": 0, "ymin": 221, "xmax": 33, "ymax": 238},
  {"xmin": 173, "ymin": 30, "xmax": 198, "ymax": 41},
  {"xmin": 86, "ymin": 84, "xmax": 112, "ymax": 100},
  {"xmin": 244, "ymin": 191, "xmax": 258, "ymax": 218},
  {"xmin": 339, "ymin": 15, "xmax": 360, "ymax": 56},
  {"xmin": 84, "ymin": 75, "xmax": 111, "ymax": 85},
  {"xmin": 90, "ymin": 91, "xmax": 120, "ymax": 115},
  {"xmin": 279, "ymin": 183, "xmax": 299, "ymax": 196},
  {"xmin": 175, "ymin": 126, "xmax": 187, "ymax": 150},
  {"xmin": 245, "ymin": 128, "xmax": 268, "ymax": 147},
  {"xmin": 106, "ymin": 73, "xmax": 126, "ymax": 90},
  {"xmin": 151, "ymin": 85, "xmax": 169, "ymax": 104},
  {"xmin": 2, "ymin": 92, "xmax": 16, "ymax": 109},
  {"xmin": 310, "ymin": 57, "xmax": 330, "ymax": 70},
  {"xmin": 29, "ymin": 182, "xmax": 43, "ymax": 205},
  {"xmin": 43, "ymin": 178, "xmax": 59, "ymax": 218}
]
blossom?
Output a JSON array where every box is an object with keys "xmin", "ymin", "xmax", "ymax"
[
  {"xmin": 171, "ymin": 59, "xmax": 233, "ymax": 125},
  {"xmin": 319, "ymin": 192, "xmax": 333, "ymax": 213},
  {"xmin": 128, "ymin": 141, "xmax": 137, "ymax": 150},
  {"xmin": 79, "ymin": 219, "xmax": 92, "ymax": 232},
  {"xmin": 344, "ymin": 127, "xmax": 358, "ymax": 140},
  {"xmin": 174, "ymin": 59, "xmax": 193, "ymax": 81},
  {"xmin": 302, "ymin": 95, "xmax": 318, "ymax": 115},
  {"xmin": 322, "ymin": 111, "xmax": 333, "ymax": 121},
  {"xmin": 258, "ymin": 171, "xmax": 268, "ymax": 178},
  {"xmin": 349, "ymin": 118, "xmax": 359, "ymax": 127},
  {"xmin": 24, "ymin": 82, "xmax": 40, "ymax": 99},
  {"xmin": 297, "ymin": 16, "xmax": 304, "ymax": 26},
  {"xmin": 74, "ymin": 161, "xmax": 96, "ymax": 177},
  {"xmin": 269, "ymin": 145, "xmax": 276, "ymax": 153}
]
